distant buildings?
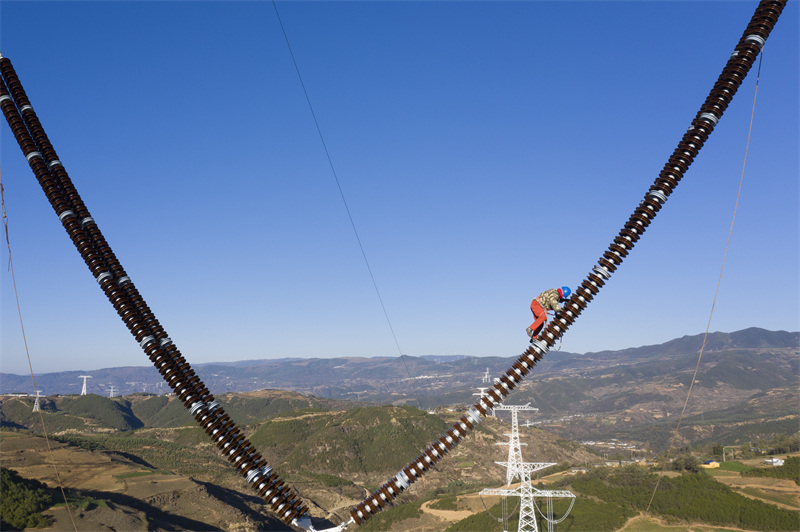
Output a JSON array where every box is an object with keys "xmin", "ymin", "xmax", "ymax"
[{"xmin": 579, "ymin": 438, "xmax": 639, "ymax": 451}]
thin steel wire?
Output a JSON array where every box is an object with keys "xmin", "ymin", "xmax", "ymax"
[
  {"xmin": 270, "ymin": 1, "xmax": 426, "ymax": 412},
  {"xmin": 646, "ymin": 50, "xmax": 764, "ymax": 515},
  {"xmin": 1, "ymin": 176, "xmax": 78, "ymax": 532}
]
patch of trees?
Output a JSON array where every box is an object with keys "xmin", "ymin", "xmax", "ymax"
[
  {"xmin": 53, "ymin": 433, "xmax": 229, "ymax": 479},
  {"xmin": 760, "ymin": 434, "xmax": 800, "ymax": 455},
  {"xmin": 129, "ymin": 394, "xmax": 170, "ymax": 424},
  {"xmin": 743, "ymin": 456, "xmax": 800, "ymax": 485},
  {"xmin": 669, "ymin": 453, "xmax": 700, "ymax": 473},
  {"xmin": 62, "ymin": 395, "xmax": 143, "ymax": 430},
  {"xmin": 249, "ymin": 406, "xmax": 449, "ymax": 475},
  {"xmin": 560, "ymin": 465, "xmax": 799, "ymax": 531},
  {"xmin": 429, "ymin": 495, "xmax": 458, "ymax": 511},
  {"xmin": 446, "ymin": 459, "xmax": 799, "ymax": 532},
  {"xmin": 0, "ymin": 398, "xmax": 84, "ymax": 433},
  {"xmin": 0, "ymin": 468, "xmax": 53, "ymax": 530},
  {"xmin": 0, "ymin": 395, "xmax": 146, "ymax": 433},
  {"xmin": 221, "ymin": 395, "xmax": 326, "ymax": 425},
  {"xmin": 357, "ymin": 499, "xmax": 423, "ymax": 531}
]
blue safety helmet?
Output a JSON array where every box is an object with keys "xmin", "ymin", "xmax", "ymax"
[{"xmin": 561, "ymin": 286, "xmax": 571, "ymax": 299}]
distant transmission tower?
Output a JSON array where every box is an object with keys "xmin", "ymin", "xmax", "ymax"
[
  {"xmin": 32, "ymin": 390, "xmax": 42, "ymax": 412},
  {"xmin": 79, "ymin": 375, "xmax": 92, "ymax": 395},
  {"xmin": 483, "ymin": 368, "xmax": 491, "ymax": 384},
  {"xmin": 474, "ymin": 388, "xmax": 493, "ymax": 416},
  {"xmin": 109, "ymin": 386, "xmax": 117, "ymax": 398},
  {"xmin": 481, "ymin": 403, "xmax": 576, "ymax": 532}
]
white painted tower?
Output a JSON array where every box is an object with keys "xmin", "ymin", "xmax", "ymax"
[
  {"xmin": 79, "ymin": 375, "xmax": 92, "ymax": 395},
  {"xmin": 481, "ymin": 403, "xmax": 576, "ymax": 532},
  {"xmin": 32, "ymin": 390, "xmax": 42, "ymax": 412}
]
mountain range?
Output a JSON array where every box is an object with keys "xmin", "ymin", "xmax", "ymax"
[
  {"xmin": 3, "ymin": 327, "xmax": 796, "ymax": 401},
  {"xmin": 1, "ymin": 327, "xmax": 797, "ymax": 531}
]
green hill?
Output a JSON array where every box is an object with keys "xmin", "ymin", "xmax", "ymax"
[
  {"xmin": 61, "ymin": 395, "xmax": 143, "ymax": 430},
  {"xmin": 1, "ymin": 390, "xmax": 347, "ymax": 434},
  {"xmin": 566, "ymin": 466, "xmax": 798, "ymax": 531},
  {"xmin": 445, "ymin": 466, "xmax": 799, "ymax": 532},
  {"xmin": 0, "ymin": 396, "xmax": 135, "ymax": 433},
  {"xmin": 130, "ymin": 395, "xmax": 194, "ymax": 428},
  {"xmin": 250, "ymin": 405, "xmax": 450, "ymax": 475},
  {"xmin": 214, "ymin": 391, "xmax": 328, "ymax": 426}
]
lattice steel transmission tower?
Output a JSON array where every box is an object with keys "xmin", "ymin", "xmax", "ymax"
[
  {"xmin": 32, "ymin": 390, "xmax": 42, "ymax": 412},
  {"xmin": 493, "ymin": 403, "xmax": 539, "ymax": 485},
  {"xmin": 481, "ymin": 403, "xmax": 576, "ymax": 532}
]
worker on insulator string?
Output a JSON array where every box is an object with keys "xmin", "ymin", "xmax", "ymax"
[{"xmin": 526, "ymin": 287, "xmax": 571, "ymax": 342}]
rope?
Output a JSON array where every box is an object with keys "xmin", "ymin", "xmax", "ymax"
[
  {"xmin": 645, "ymin": 48, "xmax": 764, "ymax": 515},
  {"xmin": 1, "ymin": 177, "xmax": 78, "ymax": 532}
]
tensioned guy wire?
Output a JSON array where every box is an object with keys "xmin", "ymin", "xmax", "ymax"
[
  {"xmin": 645, "ymin": 48, "xmax": 765, "ymax": 516},
  {"xmin": 270, "ymin": 1, "xmax": 417, "ymax": 388},
  {"xmin": 1, "ymin": 174, "xmax": 78, "ymax": 532}
]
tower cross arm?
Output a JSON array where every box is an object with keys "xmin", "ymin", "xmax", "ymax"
[
  {"xmin": 520, "ymin": 462, "xmax": 557, "ymax": 473},
  {"xmin": 532, "ymin": 488, "xmax": 576, "ymax": 499},
  {"xmin": 480, "ymin": 487, "xmax": 519, "ymax": 497}
]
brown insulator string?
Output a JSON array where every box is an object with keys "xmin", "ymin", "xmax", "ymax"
[
  {"xmin": 348, "ymin": 0, "xmax": 786, "ymax": 525},
  {"xmin": 0, "ymin": 58, "xmax": 307, "ymax": 524}
]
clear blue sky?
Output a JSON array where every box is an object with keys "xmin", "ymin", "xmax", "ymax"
[{"xmin": 1, "ymin": 1, "xmax": 797, "ymax": 376}]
